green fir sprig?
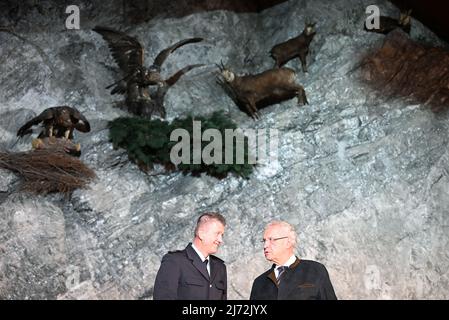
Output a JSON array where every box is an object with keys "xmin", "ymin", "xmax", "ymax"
[{"xmin": 108, "ymin": 111, "xmax": 254, "ymax": 179}]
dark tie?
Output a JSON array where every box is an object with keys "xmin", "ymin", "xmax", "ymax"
[{"xmin": 276, "ymin": 266, "xmax": 288, "ymax": 284}]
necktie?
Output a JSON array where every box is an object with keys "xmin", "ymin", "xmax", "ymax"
[{"xmin": 276, "ymin": 266, "xmax": 288, "ymax": 284}]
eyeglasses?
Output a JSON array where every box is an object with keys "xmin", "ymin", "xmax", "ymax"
[{"xmin": 260, "ymin": 236, "xmax": 288, "ymax": 244}]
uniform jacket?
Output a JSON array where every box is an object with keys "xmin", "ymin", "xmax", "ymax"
[
  {"xmin": 250, "ymin": 258, "xmax": 337, "ymax": 300},
  {"xmin": 153, "ymin": 243, "xmax": 227, "ymax": 300}
]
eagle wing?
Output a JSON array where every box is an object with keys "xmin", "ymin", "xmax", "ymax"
[
  {"xmin": 17, "ymin": 107, "xmax": 56, "ymax": 137},
  {"xmin": 153, "ymin": 37, "xmax": 203, "ymax": 69},
  {"xmin": 93, "ymin": 26, "xmax": 144, "ymax": 74},
  {"xmin": 165, "ymin": 64, "xmax": 204, "ymax": 87},
  {"xmin": 68, "ymin": 107, "xmax": 91, "ymax": 133}
]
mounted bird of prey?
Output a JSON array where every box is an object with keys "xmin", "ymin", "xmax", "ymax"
[
  {"xmin": 16, "ymin": 106, "xmax": 91, "ymax": 156},
  {"xmin": 17, "ymin": 106, "xmax": 90, "ymax": 140},
  {"xmin": 92, "ymin": 26, "xmax": 204, "ymax": 118}
]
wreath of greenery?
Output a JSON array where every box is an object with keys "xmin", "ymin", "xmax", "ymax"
[{"xmin": 109, "ymin": 111, "xmax": 255, "ymax": 179}]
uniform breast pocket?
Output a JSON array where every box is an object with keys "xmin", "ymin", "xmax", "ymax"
[
  {"xmin": 295, "ymin": 283, "xmax": 319, "ymax": 300},
  {"xmin": 298, "ymin": 283, "xmax": 316, "ymax": 289},
  {"xmin": 180, "ymin": 277, "xmax": 207, "ymax": 300},
  {"xmin": 214, "ymin": 281, "xmax": 225, "ymax": 291},
  {"xmin": 184, "ymin": 278, "xmax": 205, "ymax": 287}
]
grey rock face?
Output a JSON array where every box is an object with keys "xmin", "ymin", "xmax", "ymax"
[{"xmin": 1, "ymin": 0, "xmax": 448, "ymax": 299}]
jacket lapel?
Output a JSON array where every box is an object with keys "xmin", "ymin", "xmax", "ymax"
[
  {"xmin": 280, "ymin": 257, "xmax": 302, "ymax": 298},
  {"xmin": 209, "ymin": 257, "xmax": 219, "ymax": 283},
  {"xmin": 267, "ymin": 266, "xmax": 277, "ymax": 286},
  {"xmin": 186, "ymin": 244, "xmax": 210, "ymax": 281}
]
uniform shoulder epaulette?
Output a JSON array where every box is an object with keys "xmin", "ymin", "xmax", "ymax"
[
  {"xmin": 210, "ymin": 255, "xmax": 224, "ymax": 263},
  {"xmin": 168, "ymin": 249, "xmax": 183, "ymax": 254}
]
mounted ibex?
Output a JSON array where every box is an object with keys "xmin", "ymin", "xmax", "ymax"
[
  {"xmin": 270, "ymin": 22, "xmax": 317, "ymax": 73},
  {"xmin": 364, "ymin": 9, "xmax": 412, "ymax": 35},
  {"xmin": 217, "ymin": 62, "xmax": 308, "ymax": 120}
]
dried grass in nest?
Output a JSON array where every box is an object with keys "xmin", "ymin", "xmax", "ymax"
[{"xmin": 0, "ymin": 149, "xmax": 96, "ymax": 194}]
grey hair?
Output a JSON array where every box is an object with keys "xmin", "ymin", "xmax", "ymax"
[
  {"xmin": 265, "ymin": 220, "xmax": 297, "ymax": 246},
  {"xmin": 194, "ymin": 212, "xmax": 226, "ymax": 236}
]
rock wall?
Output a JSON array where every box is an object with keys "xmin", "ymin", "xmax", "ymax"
[{"xmin": 1, "ymin": 0, "xmax": 448, "ymax": 299}]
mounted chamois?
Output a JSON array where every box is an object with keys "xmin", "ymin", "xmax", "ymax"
[
  {"xmin": 364, "ymin": 9, "xmax": 412, "ymax": 35},
  {"xmin": 270, "ymin": 22, "xmax": 316, "ymax": 73},
  {"xmin": 217, "ymin": 62, "xmax": 308, "ymax": 120}
]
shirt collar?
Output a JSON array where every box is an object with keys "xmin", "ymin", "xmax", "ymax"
[
  {"xmin": 191, "ymin": 243, "xmax": 208, "ymax": 262},
  {"xmin": 276, "ymin": 255, "xmax": 296, "ymax": 269}
]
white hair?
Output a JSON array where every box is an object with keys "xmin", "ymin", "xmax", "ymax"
[{"xmin": 265, "ymin": 220, "xmax": 297, "ymax": 247}]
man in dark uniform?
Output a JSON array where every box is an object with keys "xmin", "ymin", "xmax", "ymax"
[
  {"xmin": 250, "ymin": 220, "xmax": 337, "ymax": 300},
  {"xmin": 153, "ymin": 212, "xmax": 227, "ymax": 300}
]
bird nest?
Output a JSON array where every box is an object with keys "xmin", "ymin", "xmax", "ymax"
[{"xmin": 0, "ymin": 138, "xmax": 96, "ymax": 194}]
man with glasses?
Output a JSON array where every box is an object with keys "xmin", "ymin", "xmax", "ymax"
[
  {"xmin": 153, "ymin": 212, "xmax": 227, "ymax": 300},
  {"xmin": 250, "ymin": 220, "xmax": 337, "ymax": 300}
]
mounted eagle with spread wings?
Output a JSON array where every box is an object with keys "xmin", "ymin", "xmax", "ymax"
[
  {"xmin": 93, "ymin": 26, "xmax": 204, "ymax": 118},
  {"xmin": 17, "ymin": 106, "xmax": 90, "ymax": 140},
  {"xmin": 16, "ymin": 106, "xmax": 91, "ymax": 156}
]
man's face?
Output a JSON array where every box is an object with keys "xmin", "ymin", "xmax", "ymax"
[
  {"xmin": 199, "ymin": 220, "xmax": 225, "ymax": 256},
  {"xmin": 263, "ymin": 225, "xmax": 290, "ymax": 264}
]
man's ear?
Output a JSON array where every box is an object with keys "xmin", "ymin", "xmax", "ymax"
[
  {"xmin": 286, "ymin": 238, "xmax": 294, "ymax": 249},
  {"xmin": 197, "ymin": 228, "xmax": 204, "ymax": 241}
]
